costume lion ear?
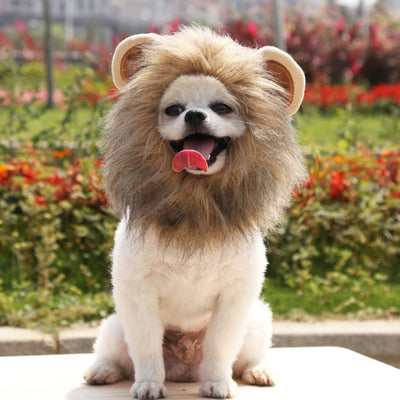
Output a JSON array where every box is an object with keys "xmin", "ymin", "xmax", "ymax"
[
  {"xmin": 258, "ymin": 46, "xmax": 305, "ymax": 116},
  {"xmin": 111, "ymin": 33, "xmax": 159, "ymax": 90}
]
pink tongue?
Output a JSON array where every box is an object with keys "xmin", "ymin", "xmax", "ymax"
[
  {"xmin": 173, "ymin": 150, "xmax": 208, "ymax": 172},
  {"xmin": 172, "ymin": 137, "xmax": 215, "ymax": 173}
]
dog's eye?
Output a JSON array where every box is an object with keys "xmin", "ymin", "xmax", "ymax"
[
  {"xmin": 211, "ymin": 103, "xmax": 233, "ymax": 115},
  {"xmin": 165, "ymin": 104, "xmax": 184, "ymax": 117}
]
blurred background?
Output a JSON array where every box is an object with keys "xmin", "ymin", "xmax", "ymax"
[
  {"xmin": 0, "ymin": 0, "xmax": 399, "ymax": 334},
  {"xmin": 1, "ymin": 0, "xmax": 400, "ymax": 84}
]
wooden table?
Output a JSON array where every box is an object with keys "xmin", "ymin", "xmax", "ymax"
[{"xmin": 1, "ymin": 347, "xmax": 399, "ymax": 399}]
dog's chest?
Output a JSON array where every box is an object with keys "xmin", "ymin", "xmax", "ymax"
[
  {"xmin": 145, "ymin": 251, "xmax": 234, "ymax": 329},
  {"xmin": 112, "ymin": 221, "xmax": 266, "ymax": 330}
]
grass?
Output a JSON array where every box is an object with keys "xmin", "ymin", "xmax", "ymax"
[
  {"xmin": 1, "ymin": 278, "xmax": 398, "ymax": 334},
  {"xmin": 0, "ymin": 103, "xmax": 399, "ymax": 149},
  {"xmin": 0, "ymin": 105, "xmax": 105, "ymax": 144},
  {"xmin": 297, "ymin": 108, "xmax": 400, "ymax": 150},
  {"xmin": 0, "ymin": 282, "xmax": 114, "ymax": 334},
  {"xmin": 263, "ymin": 279, "xmax": 400, "ymax": 320}
]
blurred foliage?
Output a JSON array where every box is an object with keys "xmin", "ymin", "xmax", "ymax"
[
  {"xmin": 1, "ymin": 4, "xmax": 400, "ymax": 85},
  {"xmin": 0, "ymin": 146, "xmax": 116, "ymax": 293},
  {"xmin": 267, "ymin": 146, "xmax": 400, "ymax": 314},
  {"xmin": 0, "ymin": 55, "xmax": 111, "ymax": 147},
  {"xmin": 0, "ymin": 141, "xmax": 399, "ymax": 329},
  {"xmin": 224, "ymin": 4, "xmax": 400, "ymax": 85}
]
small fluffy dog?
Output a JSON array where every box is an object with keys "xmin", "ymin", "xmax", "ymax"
[{"xmin": 85, "ymin": 27, "xmax": 307, "ymax": 399}]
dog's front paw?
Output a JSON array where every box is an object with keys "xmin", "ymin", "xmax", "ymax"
[
  {"xmin": 200, "ymin": 378, "xmax": 238, "ymax": 399},
  {"xmin": 84, "ymin": 361, "xmax": 123, "ymax": 385},
  {"xmin": 242, "ymin": 365, "xmax": 275, "ymax": 387},
  {"xmin": 130, "ymin": 381, "xmax": 168, "ymax": 399}
]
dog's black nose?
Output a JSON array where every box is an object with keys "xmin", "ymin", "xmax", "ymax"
[{"xmin": 185, "ymin": 110, "xmax": 206, "ymax": 126}]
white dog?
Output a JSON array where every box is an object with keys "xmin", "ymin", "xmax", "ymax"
[{"xmin": 85, "ymin": 27, "xmax": 306, "ymax": 399}]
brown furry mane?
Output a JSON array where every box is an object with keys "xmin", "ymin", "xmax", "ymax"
[{"xmin": 103, "ymin": 26, "xmax": 307, "ymax": 252}]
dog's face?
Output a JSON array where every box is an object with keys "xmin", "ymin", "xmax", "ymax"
[{"xmin": 158, "ymin": 75, "xmax": 245, "ymax": 175}]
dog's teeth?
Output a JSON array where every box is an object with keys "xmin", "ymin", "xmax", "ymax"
[{"xmin": 207, "ymin": 155, "xmax": 211, "ymax": 161}]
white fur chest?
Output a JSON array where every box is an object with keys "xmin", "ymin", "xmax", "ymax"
[{"xmin": 111, "ymin": 219, "xmax": 267, "ymax": 332}]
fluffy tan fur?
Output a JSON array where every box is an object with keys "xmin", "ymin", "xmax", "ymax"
[{"xmin": 103, "ymin": 26, "xmax": 307, "ymax": 252}]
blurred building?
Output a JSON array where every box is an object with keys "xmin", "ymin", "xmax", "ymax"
[
  {"xmin": 0, "ymin": 0, "xmax": 146, "ymax": 44},
  {"xmin": 0, "ymin": 0, "xmax": 399, "ymax": 44},
  {"xmin": 0, "ymin": 0, "xmax": 234, "ymax": 43}
]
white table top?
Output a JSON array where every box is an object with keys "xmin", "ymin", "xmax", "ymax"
[{"xmin": 1, "ymin": 347, "xmax": 399, "ymax": 400}]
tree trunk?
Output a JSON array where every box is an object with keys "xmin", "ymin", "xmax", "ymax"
[
  {"xmin": 43, "ymin": 0, "xmax": 53, "ymax": 108},
  {"xmin": 273, "ymin": 0, "xmax": 286, "ymax": 51}
]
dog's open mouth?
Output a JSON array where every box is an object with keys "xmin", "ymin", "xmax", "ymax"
[{"xmin": 170, "ymin": 133, "xmax": 230, "ymax": 173}]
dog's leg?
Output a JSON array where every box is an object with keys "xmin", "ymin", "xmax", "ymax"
[
  {"xmin": 199, "ymin": 287, "xmax": 258, "ymax": 399},
  {"xmin": 233, "ymin": 300, "xmax": 275, "ymax": 386},
  {"xmin": 84, "ymin": 314, "xmax": 133, "ymax": 385},
  {"xmin": 115, "ymin": 290, "xmax": 168, "ymax": 400},
  {"xmin": 109, "ymin": 222, "xmax": 167, "ymax": 399}
]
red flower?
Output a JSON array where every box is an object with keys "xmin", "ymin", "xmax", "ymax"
[
  {"xmin": 94, "ymin": 158, "xmax": 105, "ymax": 168},
  {"xmin": 0, "ymin": 32, "xmax": 12, "ymax": 48},
  {"xmin": 329, "ymin": 170, "xmax": 349, "ymax": 201},
  {"xmin": 303, "ymin": 83, "xmax": 400, "ymax": 108},
  {"xmin": 34, "ymin": 195, "xmax": 47, "ymax": 206},
  {"xmin": 15, "ymin": 20, "xmax": 27, "ymax": 34},
  {"xmin": 247, "ymin": 20, "xmax": 259, "ymax": 39},
  {"xmin": 169, "ymin": 19, "xmax": 181, "ymax": 34},
  {"xmin": 53, "ymin": 149, "xmax": 72, "ymax": 158},
  {"xmin": 334, "ymin": 16, "xmax": 347, "ymax": 35},
  {"xmin": 47, "ymin": 173, "xmax": 66, "ymax": 185},
  {"xmin": 350, "ymin": 59, "xmax": 362, "ymax": 77},
  {"xmin": 0, "ymin": 164, "xmax": 9, "ymax": 186},
  {"xmin": 107, "ymin": 87, "xmax": 121, "ymax": 102}
]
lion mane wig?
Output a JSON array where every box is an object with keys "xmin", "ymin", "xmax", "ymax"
[{"xmin": 103, "ymin": 26, "xmax": 307, "ymax": 251}]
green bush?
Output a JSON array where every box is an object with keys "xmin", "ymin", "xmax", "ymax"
[
  {"xmin": 267, "ymin": 148, "xmax": 400, "ymax": 311},
  {"xmin": 0, "ymin": 147, "xmax": 116, "ymax": 293},
  {"xmin": 0, "ymin": 144, "xmax": 399, "ymax": 327}
]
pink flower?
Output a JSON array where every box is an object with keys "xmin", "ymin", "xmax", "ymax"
[{"xmin": 247, "ymin": 20, "xmax": 259, "ymax": 39}]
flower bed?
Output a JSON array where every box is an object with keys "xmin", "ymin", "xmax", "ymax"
[
  {"xmin": 268, "ymin": 146, "xmax": 400, "ymax": 308},
  {"xmin": 303, "ymin": 83, "xmax": 400, "ymax": 110},
  {"xmin": 0, "ymin": 146, "xmax": 115, "ymax": 294},
  {"xmin": 1, "ymin": 146, "xmax": 399, "ymax": 306}
]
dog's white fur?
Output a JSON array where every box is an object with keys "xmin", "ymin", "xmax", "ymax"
[
  {"xmin": 86, "ymin": 222, "xmax": 273, "ymax": 398},
  {"xmin": 85, "ymin": 27, "xmax": 306, "ymax": 400}
]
